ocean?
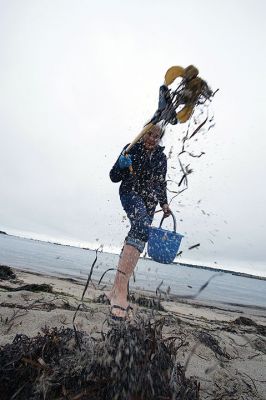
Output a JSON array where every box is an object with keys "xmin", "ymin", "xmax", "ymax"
[{"xmin": 0, "ymin": 234, "xmax": 265, "ymax": 309}]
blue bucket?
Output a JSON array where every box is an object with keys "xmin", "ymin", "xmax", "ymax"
[{"xmin": 148, "ymin": 211, "xmax": 183, "ymax": 264}]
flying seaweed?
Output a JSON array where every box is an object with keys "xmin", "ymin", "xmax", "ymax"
[{"xmin": 125, "ymin": 64, "xmax": 216, "ymax": 154}]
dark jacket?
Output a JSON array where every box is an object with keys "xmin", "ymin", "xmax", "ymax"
[{"xmin": 110, "ymin": 142, "xmax": 168, "ymax": 212}]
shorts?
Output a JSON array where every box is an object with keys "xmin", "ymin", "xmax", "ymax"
[{"xmin": 120, "ymin": 192, "xmax": 154, "ymax": 253}]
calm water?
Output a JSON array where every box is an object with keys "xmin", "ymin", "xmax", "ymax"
[{"xmin": 0, "ymin": 234, "xmax": 265, "ymax": 309}]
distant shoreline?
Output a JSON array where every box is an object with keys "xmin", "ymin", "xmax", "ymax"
[
  {"xmin": 1, "ymin": 230, "xmax": 265, "ymax": 281},
  {"xmin": 176, "ymin": 261, "xmax": 266, "ymax": 281}
]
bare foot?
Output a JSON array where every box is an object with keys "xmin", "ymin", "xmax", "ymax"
[{"xmin": 107, "ymin": 290, "xmax": 129, "ymax": 319}]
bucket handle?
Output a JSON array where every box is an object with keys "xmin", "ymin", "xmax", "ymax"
[{"xmin": 159, "ymin": 210, "xmax": 176, "ymax": 232}]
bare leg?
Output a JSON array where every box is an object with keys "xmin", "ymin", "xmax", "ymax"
[{"xmin": 108, "ymin": 244, "xmax": 140, "ymax": 318}]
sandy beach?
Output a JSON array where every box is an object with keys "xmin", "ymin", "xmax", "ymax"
[{"xmin": 0, "ymin": 267, "xmax": 265, "ymax": 399}]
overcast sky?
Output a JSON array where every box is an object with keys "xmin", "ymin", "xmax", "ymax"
[{"xmin": 0, "ymin": 0, "xmax": 266, "ymax": 277}]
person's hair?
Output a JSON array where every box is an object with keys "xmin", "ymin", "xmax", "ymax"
[
  {"xmin": 152, "ymin": 123, "xmax": 166, "ymax": 140},
  {"xmin": 141, "ymin": 122, "xmax": 166, "ymax": 142}
]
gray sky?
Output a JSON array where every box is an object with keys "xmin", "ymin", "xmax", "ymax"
[{"xmin": 0, "ymin": 0, "xmax": 266, "ymax": 276}]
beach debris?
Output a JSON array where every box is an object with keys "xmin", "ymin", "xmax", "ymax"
[
  {"xmin": 211, "ymin": 368, "xmax": 260, "ymax": 400},
  {"xmin": 234, "ymin": 316, "xmax": 258, "ymax": 326},
  {"xmin": 0, "ymin": 265, "xmax": 16, "ymax": 280},
  {"xmin": 73, "ymin": 246, "xmax": 104, "ymax": 349},
  {"xmin": 1, "ymin": 308, "xmax": 29, "ymax": 334},
  {"xmin": 150, "ymin": 65, "xmax": 214, "ymax": 127},
  {"xmin": 126, "ymin": 65, "xmax": 215, "ymax": 154},
  {"xmin": 251, "ymin": 337, "xmax": 266, "ymax": 354},
  {"xmin": 232, "ymin": 317, "xmax": 266, "ymax": 337},
  {"xmin": 79, "ymin": 246, "xmax": 102, "ymax": 301},
  {"xmin": 94, "ymin": 291, "xmax": 166, "ymax": 311},
  {"xmin": 95, "ymin": 293, "xmax": 111, "ymax": 305},
  {"xmin": 188, "ymin": 243, "xmax": 200, "ymax": 250},
  {"xmin": 0, "ymin": 318, "xmax": 200, "ymax": 400},
  {"xmin": 188, "ymin": 116, "xmax": 208, "ymax": 139},
  {"xmin": 0, "ymin": 283, "xmax": 53, "ymax": 293},
  {"xmin": 194, "ymin": 330, "xmax": 230, "ymax": 359},
  {"xmin": 166, "ymin": 108, "xmax": 214, "ymax": 199},
  {"xmin": 98, "ymin": 267, "xmax": 117, "ymax": 285},
  {"xmin": 185, "ymin": 151, "xmax": 205, "ymax": 158},
  {"xmin": 156, "ymin": 279, "xmax": 164, "ymax": 296},
  {"xmin": 178, "ymin": 272, "xmax": 223, "ymax": 300},
  {"xmin": 130, "ymin": 293, "xmax": 165, "ymax": 311},
  {"xmin": 178, "ymin": 159, "xmax": 193, "ymax": 187}
]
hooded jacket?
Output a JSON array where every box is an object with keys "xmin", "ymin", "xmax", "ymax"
[{"xmin": 110, "ymin": 142, "xmax": 168, "ymax": 213}]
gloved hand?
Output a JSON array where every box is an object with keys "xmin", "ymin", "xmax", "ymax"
[{"xmin": 119, "ymin": 153, "xmax": 132, "ymax": 169}]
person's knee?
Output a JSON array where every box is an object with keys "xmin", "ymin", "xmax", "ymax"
[
  {"xmin": 126, "ymin": 219, "xmax": 150, "ymax": 253},
  {"xmin": 125, "ymin": 237, "xmax": 145, "ymax": 253}
]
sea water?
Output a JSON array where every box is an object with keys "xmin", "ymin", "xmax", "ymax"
[{"xmin": 0, "ymin": 234, "xmax": 265, "ymax": 309}]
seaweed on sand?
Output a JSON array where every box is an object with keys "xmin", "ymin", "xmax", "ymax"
[
  {"xmin": 0, "ymin": 265, "xmax": 16, "ymax": 280},
  {"xmin": 232, "ymin": 317, "xmax": 266, "ymax": 337},
  {"xmin": 0, "ymin": 318, "xmax": 200, "ymax": 400},
  {"xmin": 0, "ymin": 283, "xmax": 53, "ymax": 293},
  {"xmin": 194, "ymin": 330, "xmax": 230, "ymax": 359}
]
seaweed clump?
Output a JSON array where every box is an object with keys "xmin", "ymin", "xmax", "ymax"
[
  {"xmin": 0, "ymin": 265, "xmax": 16, "ymax": 280},
  {"xmin": 0, "ymin": 318, "xmax": 200, "ymax": 400}
]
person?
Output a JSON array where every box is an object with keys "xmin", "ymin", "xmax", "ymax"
[{"xmin": 108, "ymin": 124, "xmax": 171, "ymax": 320}]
